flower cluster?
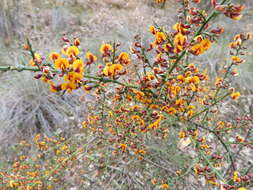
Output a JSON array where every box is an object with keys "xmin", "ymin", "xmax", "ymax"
[{"xmin": 0, "ymin": 0, "xmax": 252, "ymax": 189}]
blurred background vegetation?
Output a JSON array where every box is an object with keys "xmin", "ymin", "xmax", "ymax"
[{"xmin": 0, "ymin": 0, "xmax": 252, "ymax": 150}]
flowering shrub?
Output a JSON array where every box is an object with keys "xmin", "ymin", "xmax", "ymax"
[{"xmin": 0, "ymin": 0, "xmax": 253, "ymax": 189}]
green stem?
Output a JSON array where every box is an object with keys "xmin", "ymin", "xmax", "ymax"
[
  {"xmin": 0, "ymin": 65, "xmax": 42, "ymax": 72},
  {"xmin": 199, "ymin": 149, "xmax": 227, "ymax": 183},
  {"xmin": 224, "ymin": 141, "xmax": 253, "ymax": 145},
  {"xmin": 189, "ymin": 92, "xmax": 230, "ymax": 120},
  {"xmin": 0, "ymin": 65, "xmax": 138, "ymax": 89}
]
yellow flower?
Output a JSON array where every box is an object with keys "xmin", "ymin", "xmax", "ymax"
[
  {"xmin": 147, "ymin": 72, "xmax": 155, "ymax": 81},
  {"xmin": 175, "ymin": 99, "xmax": 185, "ymax": 107},
  {"xmin": 233, "ymin": 171, "xmax": 241, "ymax": 182},
  {"xmin": 173, "ymin": 23, "xmax": 189, "ymax": 35},
  {"xmin": 200, "ymin": 39, "xmax": 212, "ymax": 51},
  {"xmin": 154, "ymin": 0, "xmax": 165, "ymax": 3},
  {"xmin": 86, "ymin": 51, "xmax": 97, "ymax": 64},
  {"xmin": 8, "ymin": 180, "xmax": 19, "ymax": 188},
  {"xmin": 232, "ymin": 14, "xmax": 242, "ymax": 20},
  {"xmin": 179, "ymin": 131, "xmax": 186, "ymax": 138},
  {"xmin": 100, "ymin": 43, "xmax": 112, "ymax": 56},
  {"xmin": 161, "ymin": 183, "xmax": 169, "ymax": 189},
  {"xmin": 237, "ymin": 188, "xmax": 248, "ymax": 190},
  {"xmin": 103, "ymin": 63, "xmax": 123, "ymax": 77},
  {"xmin": 26, "ymin": 185, "xmax": 33, "ymax": 190},
  {"xmin": 231, "ymin": 56, "xmax": 242, "ymax": 63},
  {"xmin": 29, "ymin": 53, "xmax": 41, "ymax": 66},
  {"xmin": 148, "ymin": 118, "xmax": 162, "ymax": 129},
  {"xmin": 236, "ymin": 135, "xmax": 245, "ymax": 142},
  {"xmin": 61, "ymin": 82, "xmax": 77, "ymax": 92},
  {"xmin": 73, "ymin": 59, "xmax": 84, "ymax": 73},
  {"xmin": 185, "ymin": 76, "xmax": 200, "ymax": 84},
  {"xmin": 26, "ymin": 171, "xmax": 38, "ymax": 177},
  {"xmin": 174, "ymin": 32, "xmax": 187, "ymax": 53},
  {"xmin": 54, "ymin": 58, "xmax": 70, "ymax": 70},
  {"xmin": 190, "ymin": 43, "xmax": 204, "ymax": 55},
  {"xmin": 64, "ymin": 72, "xmax": 83, "ymax": 83},
  {"xmin": 190, "ymin": 38, "xmax": 211, "ymax": 55},
  {"xmin": 177, "ymin": 75, "xmax": 185, "ymax": 83},
  {"xmin": 200, "ymin": 144, "xmax": 209, "ymax": 149},
  {"xmin": 149, "ymin": 25, "xmax": 157, "ymax": 35},
  {"xmin": 161, "ymin": 106, "xmax": 177, "ymax": 115},
  {"xmin": 66, "ymin": 46, "xmax": 80, "ymax": 57},
  {"xmin": 231, "ymin": 92, "xmax": 240, "ymax": 100},
  {"xmin": 131, "ymin": 115, "xmax": 141, "ymax": 121},
  {"xmin": 49, "ymin": 52, "xmax": 60, "ymax": 61},
  {"xmin": 155, "ymin": 32, "xmax": 166, "ymax": 45},
  {"xmin": 206, "ymin": 177, "xmax": 218, "ymax": 185},
  {"xmin": 118, "ymin": 52, "xmax": 131, "ymax": 65}
]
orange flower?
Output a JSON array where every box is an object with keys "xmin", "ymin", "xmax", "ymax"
[
  {"xmin": 154, "ymin": 0, "xmax": 165, "ymax": 3},
  {"xmin": 231, "ymin": 92, "xmax": 240, "ymax": 100},
  {"xmin": 147, "ymin": 72, "xmax": 155, "ymax": 81},
  {"xmin": 86, "ymin": 51, "xmax": 97, "ymax": 64},
  {"xmin": 73, "ymin": 59, "xmax": 84, "ymax": 73},
  {"xmin": 231, "ymin": 56, "xmax": 243, "ymax": 64},
  {"xmin": 206, "ymin": 177, "xmax": 218, "ymax": 185},
  {"xmin": 177, "ymin": 75, "xmax": 185, "ymax": 83},
  {"xmin": 190, "ymin": 43, "xmax": 204, "ymax": 55},
  {"xmin": 149, "ymin": 25, "xmax": 157, "ymax": 35},
  {"xmin": 179, "ymin": 131, "xmax": 186, "ymax": 138},
  {"xmin": 49, "ymin": 52, "xmax": 60, "ymax": 61},
  {"xmin": 148, "ymin": 116, "xmax": 163, "ymax": 129},
  {"xmin": 236, "ymin": 135, "xmax": 245, "ymax": 142},
  {"xmin": 118, "ymin": 52, "xmax": 131, "ymax": 65},
  {"xmin": 155, "ymin": 32, "xmax": 166, "ymax": 45},
  {"xmin": 173, "ymin": 23, "xmax": 189, "ymax": 35},
  {"xmin": 185, "ymin": 76, "xmax": 200, "ymax": 84},
  {"xmin": 175, "ymin": 99, "xmax": 185, "ymax": 107},
  {"xmin": 66, "ymin": 46, "xmax": 80, "ymax": 57},
  {"xmin": 200, "ymin": 39, "xmax": 212, "ymax": 51},
  {"xmin": 190, "ymin": 39, "xmax": 211, "ymax": 55},
  {"xmin": 231, "ymin": 56, "xmax": 241, "ymax": 62},
  {"xmin": 61, "ymin": 82, "xmax": 77, "ymax": 92},
  {"xmin": 64, "ymin": 72, "xmax": 83, "ymax": 83},
  {"xmin": 100, "ymin": 43, "xmax": 112, "ymax": 56},
  {"xmin": 161, "ymin": 106, "xmax": 177, "ymax": 115},
  {"xmin": 229, "ymin": 34, "xmax": 243, "ymax": 48},
  {"xmin": 54, "ymin": 58, "xmax": 69, "ymax": 70},
  {"xmin": 174, "ymin": 32, "xmax": 187, "ymax": 53},
  {"xmin": 49, "ymin": 82, "xmax": 62, "ymax": 93},
  {"xmin": 225, "ymin": 4, "xmax": 245, "ymax": 20},
  {"xmin": 119, "ymin": 144, "xmax": 127, "ymax": 152},
  {"xmin": 161, "ymin": 184, "xmax": 169, "ymax": 189},
  {"xmin": 103, "ymin": 63, "xmax": 123, "ymax": 77}
]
